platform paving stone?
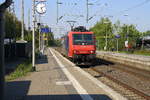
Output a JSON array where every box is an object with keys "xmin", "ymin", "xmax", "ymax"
[
  {"xmin": 5, "ymin": 49, "xmax": 82, "ymax": 100},
  {"xmin": 5, "ymin": 48, "xmax": 113, "ymax": 100}
]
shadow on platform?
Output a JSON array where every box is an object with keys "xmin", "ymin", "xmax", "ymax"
[
  {"xmin": 5, "ymin": 81, "xmax": 112, "ymax": 100},
  {"xmin": 36, "ymin": 55, "xmax": 48, "ymax": 64},
  {"xmin": 5, "ymin": 80, "xmax": 31, "ymax": 100},
  {"xmin": 25, "ymin": 94, "xmax": 111, "ymax": 100}
]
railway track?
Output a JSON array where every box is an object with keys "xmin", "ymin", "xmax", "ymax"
[
  {"xmin": 99, "ymin": 58, "xmax": 150, "ymax": 81},
  {"xmin": 97, "ymin": 59, "xmax": 150, "ymax": 84},
  {"xmin": 91, "ymin": 67, "xmax": 150, "ymax": 100},
  {"xmin": 80, "ymin": 58, "xmax": 150, "ymax": 100},
  {"xmin": 111, "ymin": 64, "xmax": 150, "ymax": 82},
  {"xmin": 81, "ymin": 57, "xmax": 150, "ymax": 100}
]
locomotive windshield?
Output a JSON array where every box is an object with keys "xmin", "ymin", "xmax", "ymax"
[{"xmin": 73, "ymin": 34, "xmax": 94, "ymax": 45}]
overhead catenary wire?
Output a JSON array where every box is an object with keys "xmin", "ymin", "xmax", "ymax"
[
  {"xmin": 123, "ymin": 0, "xmax": 150, "ymax": 12},
  {"xmin": 114, "ymin": 0, "xmax": 150, "ymax": 16},
  {"xmin": 57, "ymin": 0, "xmax": 79, "ymax": 23},
  {"xmin": 57, "ymin": 0, "xmax": 150, "ymax": 32},
  {"xmin": 88, "ymin": 0, "xmax": 150, "ymax": 23},
  {"xmin": 90, "ymin": 0, "xmax": 101, "ymax": 5}
]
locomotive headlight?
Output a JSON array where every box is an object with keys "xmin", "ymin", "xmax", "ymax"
[
  {"xmin": 74, "ymin": 50, "xmax": 77, "ymax": 54},
  {"xmin": 90, "ymin": 50, "xmax": 94, "ymax": 53}
]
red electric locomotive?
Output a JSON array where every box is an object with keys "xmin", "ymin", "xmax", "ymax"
[{"xmin": 61, "ymin": 26, "xmax": 96, "ymax": 65}]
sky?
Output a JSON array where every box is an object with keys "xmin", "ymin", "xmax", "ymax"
[{"xmin": 1, "ymin": 0, "xmax": 150, "ymax": 38}]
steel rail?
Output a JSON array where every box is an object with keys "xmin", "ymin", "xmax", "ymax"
[{"xmin": 92, "ymin": 68, "xmax": 150, "ymax": 100}]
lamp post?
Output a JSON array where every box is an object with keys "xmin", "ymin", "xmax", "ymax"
[
  {"xmin": 104, "ymin": 21, "xmax": 110, "ymax": 51},
  {"xmin": 32, "ymin": 0, "xmax": 36, "ymax": 71},
  {"xmin": 124, "ymin": 14, "xmax": 129, "ymax": 51},
  {"xmin": 86, "ymin": 0, "xmax": 89, "ymax": 23},
  {"xmin": 86, "ymin": 0, "xmax": 94, "ymax": 23},
  {"xmin": 124, "ymin": 14, "xmax": 129, "ymax": 41},
  {"xmin": 0, "ymin": 1, "xmax": 12, "ymax": 100},
  {"xmin": 115, "ymin": 34, "xmax": 121, "ymax": 52},
  {"xmin": 56, "ymin": 0, "xmax": 63, "ymax": 23},
  {"xmin": 103, "ymin": 16, "xmax": 113, "ymax": 51},
  {"xmin": 37, "ymin": 15, "xmax": 41, "ymax": 51},
  {"xmin": 117, "ymin": 38, "xmax": 119, "ymax": 52},
  {"xmin": 141, "ymin": 24, "xmax": 144, "ymax": 50},
  {"xmin": 142, "ymin": 32, "xmax": 144, "ymax": 50},
  {"xmin": 21, "ymin": 0, "xmax": 24, "ymax": 40}
]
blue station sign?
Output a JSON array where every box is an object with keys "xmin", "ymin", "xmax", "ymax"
[
  {"xmin": 115, "ymin": 34, "xmax": 121, "ymax": 38},
  {"xmin": 41, "ymin": 28, "xmax": 51, "ymax": 33}
]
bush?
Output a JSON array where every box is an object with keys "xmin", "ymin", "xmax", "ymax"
[{"xmin": 5, "ymin": 60, "xmax": 32, "ymax": 81}]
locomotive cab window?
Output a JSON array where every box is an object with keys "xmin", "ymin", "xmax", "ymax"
[{"xmin": 73, "ymin": 34, "xmax": 94, "ymax": 45}]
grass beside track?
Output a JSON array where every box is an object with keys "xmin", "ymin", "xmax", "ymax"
[
  {"xmin": 5, "ymin": 60, "xmax": 32, "ymax": 81},
  {"xmin": 133, "ymin": 50, "xmax": 150, "ymax": 56}
]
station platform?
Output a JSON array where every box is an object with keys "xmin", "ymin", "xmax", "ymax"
[
  {"xmin": 97, "ymin": 51, "xmax": 150, "ymax": 71},
  {"xmin": 5, "ymin": 48, "xmax": 126, "ymax": 100}
]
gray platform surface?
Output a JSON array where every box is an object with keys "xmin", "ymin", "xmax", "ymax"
[
  {"xmin": 97, "ymin": 51, "xmax": 150, "ymax": 62},
  {"xmin": 5, "ymin": 48, "xmax": 124, "ymax": 100}
]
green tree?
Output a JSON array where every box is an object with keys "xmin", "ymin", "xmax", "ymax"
[
  {"xmin": 5, "ymin": 11, "xmax": 29, "ymax": 42},
  {"xmin": 90, "ymin": 17, "xmax": 141, "ymax": 51},
  {"xmin": 5, "ymin": 11, "xmax": 16, "ymax": 39},
  {"xmin": 119, "ymin": 24, "xmax": 140, "ymax": 50},
  {"xmin": 90, "ymin": 17, "xmax": 113, "ymax": 50},
  {"xmin": 143, "ymin": 30, "xmax": 150, "ymax": 36}
]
